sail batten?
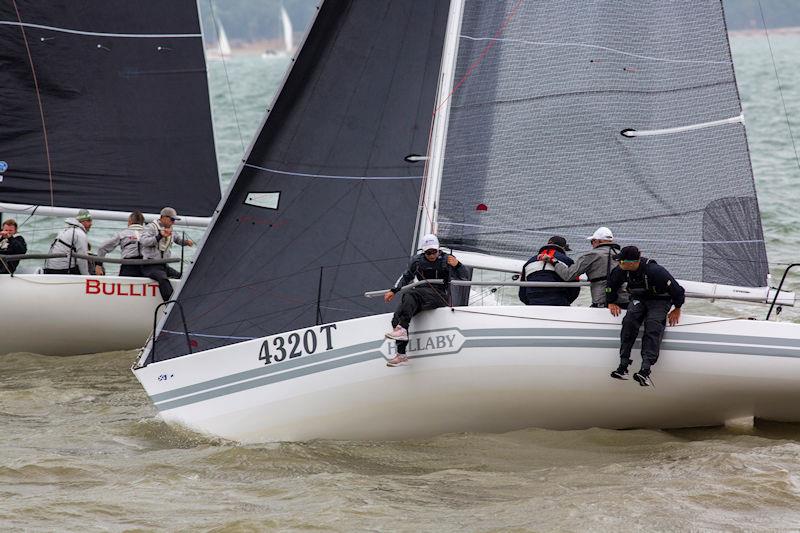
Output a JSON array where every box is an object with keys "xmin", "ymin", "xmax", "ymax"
[{"xmin": 435, "ymin": 0, "xmax": 768, "ymax": 287}]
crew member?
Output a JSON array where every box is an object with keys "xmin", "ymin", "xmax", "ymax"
[
  {"xmin": 552, "ymin": 226, "xmax": 628, "ymax": 308},
  {"xmin": 0, "ymin": 219, "xmax": 27, "ymax": 274},
  {"xmin": 606, "ymin": 246, "xmax": 685, "ymax": 386},
  {"xmin": 43, "ymin": 209, "xmax": 93, "ymax": 275},
  {"xmin": 383, "ymin": 234, "xmax": 469, "ymax": 367},
  {"xmin": 140, "ymin": 207, "xmax": 194, "ymax": 301},
  {"xmin": 96, "ymin": 211, "xmax": 147, "ymax": 277},
  {"xmin": 519, "ymin": 235, "xmax": 579, "ymax": 306}
]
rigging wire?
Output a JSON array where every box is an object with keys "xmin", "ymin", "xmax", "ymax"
[
  {"xmin": 208, "ymin": 0, "xmax": 246, "ymax": 153},
  {"xmin": 757, "ymin": 0, "xmax": 800, "ymax": 177}
]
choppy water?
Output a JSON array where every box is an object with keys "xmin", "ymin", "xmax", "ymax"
[{"xmin": 4, "ymin": 33, "xmax": 800, "ymax": 531}]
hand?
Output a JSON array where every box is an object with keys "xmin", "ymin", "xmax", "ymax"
[
  {"xmin": 161, "ymin": 228, "xmax": 173, "ymax": 237},
  {"xmin": 0, "ymin": 230, "xmax": 10, "ymax": 239},
  {"xmin": 538, "ymin": 253, "xmax": 554, "ymax": 264},
  {"xmin": 446, "ymin": 254, "xmax": 459, "ymax": 267},
  {"xmin": 608, "ymin": 303, "xmax": 621, "ymax": 317},
  {"xmin": 668, "ymin": 307, "xmax": 681, "ymax": 326},
  {"xmin": 384, "ymin": 291, "xmax": 395, "ymax": 303},
  {"xmin": 95, "ymin": 265, "xmax": 105, "ymax": 276},
  {"xmin": 185, "ymin": 239, "xmax": 194, "ymax": 247}
]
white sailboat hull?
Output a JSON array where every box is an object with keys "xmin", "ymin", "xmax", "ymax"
[
  {"xmin": 2, "ymin": 274, "xmax": 174, "ymax": 356},
  {"xmin": 134, "ymin": 306, "xmax": 800, "ymax": 442}
]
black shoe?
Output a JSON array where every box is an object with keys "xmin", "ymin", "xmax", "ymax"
[
  {"xmin": 633, "ymin": 372, "xmax": 652, "ymax": 387},
  {"xmin": 610, "ymin": 366, "xmax": 629, "ymax": 380}
]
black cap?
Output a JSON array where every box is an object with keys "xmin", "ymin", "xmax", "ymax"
[
  {"xmin": 614, "ymin": 245, "xmax": 641, "ymax": 261},
  {"xmin": 547, "ymin": 235, "xmax": 571, "ymax": 251}
]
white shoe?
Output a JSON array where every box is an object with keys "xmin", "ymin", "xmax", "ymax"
[
  {"xmin": 386, "ymin": 354, "xmax": 409, "ymax": 367},
  {"xmin": 384, "ymin": 325, "xmax": 408, "ymax": 341}
]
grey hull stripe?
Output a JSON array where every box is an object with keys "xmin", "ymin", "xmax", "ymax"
[
  {"xmin": 150, "ymin": 338, "xmax": 383, "ymax": 403},
  {"xmin": 156, "ymin": 351, "xmax": 382, "ymax": 412},
  {"xmin": 151, "ymin": 328, "xmax": 800, "ymax": 411}
]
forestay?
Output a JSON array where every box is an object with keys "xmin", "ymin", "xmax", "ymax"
[
  {"xmin": 435, "ymin": 0, "xmax": 768, "ymax": 287},
  {"xmin": 145, "ymin": 0, "xmax": 450, "ymax": 361},
  {"xmin": 0, "ymin": 0, "xmax": 220, "ymax": 216}
]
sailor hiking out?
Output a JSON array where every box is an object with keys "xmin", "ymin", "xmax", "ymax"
[
  {"xmin": 607, "ymin": 246, "xmax": 685, "ymax": 386},
  {"xmin": 139, "ymin": 207, "xmax": 194, "ymax": 301},
  {"xmin": 552, "ymin": 226, "xmax": 629, "ymax": 308},
  {"xmin": 96, "ymin": 211, "xmax": 146, "ymax": 277},
  {"xmin": 43, "ymin": 209, "xmax": 93, "ymax": 275},
  {"xmin": 519, "ymin": 235, "xmax": 579, "ymax": 306},
  {"xmin": 384, "ymin": 234, "xmax": 469, "ymax": 367}
]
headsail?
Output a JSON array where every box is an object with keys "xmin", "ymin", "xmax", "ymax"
[
  {"xmin": 145, "ymin": 0, "xmax": 450, "ymax": 361},
  {"xmin": 0, "ymin": 0, "xmax": 220, "ymax": 216},
  {"xmin": 280, "ymin": 6, "xmax": 293, "ymax": 54},
  {"xmin": 434, "ymin": 0, "xmax": 768, "ymax": 287}
]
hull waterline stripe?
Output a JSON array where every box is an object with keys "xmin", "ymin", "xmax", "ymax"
[
  {"xmin": 149, "ymin": 338, "xmax": 384, "ymax": 403},
  {"xmin": 149, "ymin": 331, "xmax": 800, "ymax": 412}
]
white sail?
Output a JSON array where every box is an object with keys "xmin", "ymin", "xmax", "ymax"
[
  {"xmin": 280, "ymin": 6, "xmax": 294, "ymax": 53},
  {"xmin": 218, "ymin": 21, "xmax": 232, "ymax": 56}
]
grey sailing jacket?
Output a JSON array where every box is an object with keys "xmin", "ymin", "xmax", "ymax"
[
  {"xmin": 97, "ymin": 224, "xmax": 145, "ymax": 260},
  {"xmin": 552, "ymin": 243, "xmax": 629, "ymax": 306},
  {"xmin": 44, "ymin": 218, "xmax": 90, "ymax": 274},
  {"xmin": 140, "ymin": 220, "xmax": 190, "ymax": 261}
]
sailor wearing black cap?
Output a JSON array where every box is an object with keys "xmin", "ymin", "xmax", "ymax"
[
  {"xmin": 606, "ymin": 246, "xmax": 685, "ymax": 386},
  {"xmin": 518, "ymin": 235, "xmax": 580, "ymax": 306}
]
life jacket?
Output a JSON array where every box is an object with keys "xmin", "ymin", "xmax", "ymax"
[{"xmin": 625, "ymin": 258, "xmax": 671, "ymax": 299}]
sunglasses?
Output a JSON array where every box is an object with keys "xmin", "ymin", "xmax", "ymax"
[
  {"xmin": 619, "ymin": 259, "xmax": 639, "ymax": 264},
  {"xmin": 424, "ymin": 249, "xmax": 439, "ymax": 256}
]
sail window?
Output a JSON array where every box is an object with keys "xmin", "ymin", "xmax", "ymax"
[{"xmin": 245, "ymin": 192, "xmax": 280, "ymax": 210}]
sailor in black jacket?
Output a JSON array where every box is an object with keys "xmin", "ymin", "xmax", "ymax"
[
  {"xmin": 0, "ymin": 219, "xmax": 27, "ymax": 274},
  {"xmin": 606, "ymin": 246, "xmax": 685, "ymax": 386},
  {"xmin": 519, "ymin": 235, "xmax": 579, "ymax": 306},
  {"xmin": 383, "ymin": 234, "xmax": 469, "ymax": 367}
]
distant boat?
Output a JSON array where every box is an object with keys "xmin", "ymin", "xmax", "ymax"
[
  {"xmin": 206, "ymin": 18, "xmax": 232, "ymax": 60},
  {"xmin": 262, "ymin": 5, "xmax": 294, "ymax": 58}
]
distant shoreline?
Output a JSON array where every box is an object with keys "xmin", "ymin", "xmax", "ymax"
[{"xmin": 728, "ymin": 26, "xmax": 800, "ymax": 37}]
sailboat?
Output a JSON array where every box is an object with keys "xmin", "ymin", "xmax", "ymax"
[
  {"xmin": 205, "ymin": 17, "xmax": 232, "ymax": 61},
  {"xmin": 262, "ymin": 5, "xmax": 294, "ymax": 58},
  {"xmin": 0, "ymin": 1, "xmax": 221, "ymax": 356},
  {"xmin": 133, "ymin": 0, "xmax": 800, "ymax": 442}
]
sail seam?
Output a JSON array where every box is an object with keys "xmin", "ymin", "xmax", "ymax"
[
  {"xmin": 459, "ymin": 35, "xmax": 732, "ymax": 65},
  {"xmin": 0, "ymin": 20, "xmax": 201, "ymax": 38},
  {"xmin": 244, "ymin": 163, "xmax": 422, "ymax": 180}
]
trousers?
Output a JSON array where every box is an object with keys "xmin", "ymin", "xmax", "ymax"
[
  {"xmin": 618, "ymin": 298, "xmax": 672, "ymax": 375},
  {"xmin": 391, "ymin": 286, "xmax": 448, "ymax": 354}
]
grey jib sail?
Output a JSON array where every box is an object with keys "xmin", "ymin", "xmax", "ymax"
[
  {"xmin": 0, "ymin": 0, "xmax": 220, "ymax": 216},
  {"xmin": 436, "ymin": 0, "xmax": 768, "ymax": 287},
  {"xmin": 149, "ymin": 0, "xmax": 450, "ymax": 360}
]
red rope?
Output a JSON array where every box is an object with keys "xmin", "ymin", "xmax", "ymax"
[{"xmin": 13, "ymin": 0, "xmax": 55, "ymax": 207}]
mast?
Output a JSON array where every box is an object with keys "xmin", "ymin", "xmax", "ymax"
[{"xmin": 414, "ymin": 0, "xmax": 465, "ymax": 251}]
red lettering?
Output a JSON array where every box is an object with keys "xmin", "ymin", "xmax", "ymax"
[
  {"xmin": 149, "ymin": 284, "xmax": 158, "ymax": 297},
  {"xmin": 129, "ymin": 284, "xmax": 141, "ymax": 297},
  {"xmin": 86, "ymin": 279, "xmax": 100, "ymax": 294},
  {"xmin": 102, "ymin": 282, "xmax": 115, "ymax": 295},
  {"xmin": 117, "ymin": 283, "xmax": 130, "ymax": 296}
]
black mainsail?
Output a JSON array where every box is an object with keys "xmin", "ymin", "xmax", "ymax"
[
  {"xmin": 0, "ymin": 0, "xmax": 220, "ymax": 216},
  {"xmin": 148, "ymin": 0, "xmax": 450, "ymax": 360},
  {"xmin": 435, "ymin": 0, "xmax": 768, "ymax": 287}
]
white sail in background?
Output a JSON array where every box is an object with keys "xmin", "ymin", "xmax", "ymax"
[
  {"xmin": 218, "ymin": 21, "xmax": 232, "ymax": 56},
  {"xmin": 281, "ymin": 6, "xmax": 294, "ymax": 53}
]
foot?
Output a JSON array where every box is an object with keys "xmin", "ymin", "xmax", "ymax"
[
  {"xmin": 385, "ymin": 325, "xmax": 408, "ymax": 341},
  {"xmin": 386, "ymin": 354, "xmax": 409, "ymax": 367},
  {"xmin": 610, "ymin": 365, "xmax": 629, "ymax": 380},
  {"xmin": 633, "ymin": 372, "xmax": 652, "ymax": 387}
]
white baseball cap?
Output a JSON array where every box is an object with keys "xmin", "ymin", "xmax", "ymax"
[
  {"xmin": 420, "ymin": 234, "xmax": 440, "ymax": 251},
  {"xmin": 587, "ymin": 226, "xmax": 613, "ymax": 241}
]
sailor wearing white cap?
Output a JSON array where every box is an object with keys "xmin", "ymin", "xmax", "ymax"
[
  {"xmin": 383, "ymin": 234, "xmax": 469, "ymax": 367},
  {"xmin": 548, "ymin": 226, "xmax": 629, "ymax": 307}
]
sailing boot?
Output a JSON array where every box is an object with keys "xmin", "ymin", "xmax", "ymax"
[
  {"xmin": 633, "ymin": 369, "xmax": 653, "ymax": 387},
  {"xmin": 610, "ymin": 363, "xmax": 630, "ymax": 380}
]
